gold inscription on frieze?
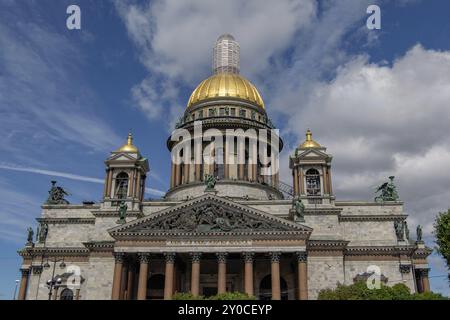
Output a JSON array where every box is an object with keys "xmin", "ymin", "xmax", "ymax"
[{"xmin": 166, "ymin": 240, "xmax": 252, "ymax": 246}]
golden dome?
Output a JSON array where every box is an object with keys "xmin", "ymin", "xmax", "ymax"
[
  {"xmin": 116, "ymin": 132, "xmax": 139, "ymax": 153},
  {"xmin": 187, "ymin": 73, "xmax": 265, "ymax": 109},
  {"xmin": 300, "ymin": 129, "xmax": 321, "ymax": 149}
]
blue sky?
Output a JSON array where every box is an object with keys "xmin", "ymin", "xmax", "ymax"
[{"xmin": 1, "ymin": 0, "xmax": 450, "ymax": 298}]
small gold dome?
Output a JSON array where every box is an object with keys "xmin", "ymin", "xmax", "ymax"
[
  {"xmin": 187, "ymin": 73, "xmax": 265, "ymax": 109},
  {"xmin": 116, "ymin": 132, "xmax": 139, "ymax": 153},
  {"xmin": 300, "ymin": 129, "xmax": 321, "ymax": 149}
]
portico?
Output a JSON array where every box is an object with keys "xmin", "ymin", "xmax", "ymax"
[
  {"xmin": 110, "ymin": 251, "xmax": 309, "ymax": 300},
  {"xmin": 107, "ymin": 194, "xmax": 311, "ymax": 300}
]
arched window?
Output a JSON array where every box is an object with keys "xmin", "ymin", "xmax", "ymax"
[
  {"xmin": 305, "ymin": 168, "xmax": 321, "ymax": 196},
  {"xmin": 115, "ymin": 172, "xmax": 129, "ymax": 199},
  {"xmin": 60, "ymin": 288, "xmax": 74, "ymax": 300}
]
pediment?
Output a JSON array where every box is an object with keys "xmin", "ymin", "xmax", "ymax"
[
  {"xmin": 107, "ymin": 152, "xmax": 138, "ymax": 162},
  {"xmin": 109, "ymin": 194, "xmax": 312, "ymax": 239},
  {"xmin": 298, "ymin": 149, "xmax": 329, "ymax": 159}
]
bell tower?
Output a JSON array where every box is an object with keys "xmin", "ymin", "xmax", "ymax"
[
  {"xmin": 103, "ymin": 132, "xmax": 149, "ymax": 211},
  {"xmin": 290, "ymin": 129, "xmax": 334, "ymax": 205}
]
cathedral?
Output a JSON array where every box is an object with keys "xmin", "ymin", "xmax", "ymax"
[{"xmin": 17, "ymin": 35, "xmax": 431, "ymax": 300}]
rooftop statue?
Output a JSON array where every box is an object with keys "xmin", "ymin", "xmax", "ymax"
[
  {"xmin": 26, "ymin": 227, "xmax": 34, "ymax": 245},
  {"xmin": 46, "ymin": 180, "xmax": 70, "ymax": 205},
  {"xmin": 204, "ymin": 174, "xmax": 216, "ymax": 191},
  {"xmin": 292, "ymin": 196, "xmax": 305, "ymax": 222},
  {"xmin": 38, "ymin": 223, "xmax": 49, "ymax": 243},
  {"xmin": 416, "ymin": 225, "xmax": 423, "ymax": 242},
  {"xmin": 117, "ymin": 201, "xmax": 128, "ymax": 224},
  {"xmin": 375, "ymin": 176, "xmax": 399, "ymax": 202}
]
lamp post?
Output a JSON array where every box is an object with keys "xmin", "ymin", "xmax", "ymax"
[
  {"xmin": 13, "ymin": 279, "xmax": 19, "ymax": 300},
  {"xmin": 44, "ymin": 257, "xmax": 66, "ymax": 300}
]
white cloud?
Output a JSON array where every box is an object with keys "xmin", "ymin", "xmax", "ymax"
[
  {"xmin": 281, "ymin": 45, "xmax": 450, "ymax": 240},
  {"xmin": 114, "ymin": 0, "xmax": 320, "ymax": 126}
]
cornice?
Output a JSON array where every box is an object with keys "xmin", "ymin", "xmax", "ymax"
[
  {"xmin": 345, "ymin": 245, "xmax": 416, "ymax": 256},
  {"xmin": 413, "ymin": 246, "xmax": 433, "ymax": 258},
  {"xmin": 83, "ymin": 241, "xmax": 115, "ymax": 252},
  {"xmin": 307, "ymin": 239, "xmax": 349, "ymax": 251},
  {"xmin": 36, "ymin": 217, "xmax": 95, "ymax": 224},
  {"xmin": 112, "ymin": 230, "xmax": 310, "ymax": 242},
  {"xmin": 91, "ymin": 210, "xmax": 143, "ymax": 217},
  {"xmin": 339, "ymin": 214, "xmax": 407, "ymax": 222},
  {"xmin": 18, "ymin": 246, "xmax": 89, "ymax": 258},
  {"xmin": 335, "ymin": 201, "xmax": 404, "ymax": 206},
  {"xmin": 41, "ymin": 204, "xmax": 100, "ymax": 209}
]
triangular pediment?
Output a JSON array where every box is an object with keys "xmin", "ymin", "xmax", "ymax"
[
  {"xmin": 298, "ymin": 149, "xmax": 329, "ymax": 159},
  {"xmin": 109, "ymin": 194, "xmax": 312, "ymax": 239},
  {"xmin": 107, "ymin": 152, "xmax": 138, "ymax": 162}
]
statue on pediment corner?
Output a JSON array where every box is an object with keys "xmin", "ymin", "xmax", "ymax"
[
  {"xmin": 46, "ymin": 180, "xmax": 70, "ymax": 205},
  {"xmin": 375, "ymin": 176, "xmax": 399, "ymax": 202},
  {"xmin": 204, "ymin": 174, "xmax": 216, "ymax": 191}
]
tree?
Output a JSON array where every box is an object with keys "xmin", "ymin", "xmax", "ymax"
[
  {"xmin": 434, "ymin": 209, "xmax": 450, "ymax": 283},
  {"xmin": 318, "ymin": 281, "xmax": 447, "ymax": 300}
]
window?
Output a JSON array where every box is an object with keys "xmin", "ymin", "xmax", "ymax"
[
  {"xmin": 230, "ymin": 108, "xmax": 236, "ymax": 116},
  {"xmin": 239, "ymin": 109, "xmax": 246, "ymax": 118},
  {"xmin": 60, "ymin": 288, "xmax": 74, "ymax": 300},
  {"xmin": 115, "ymin": 172, "xmax": 129, "ymax": 199},
  {"xmin": 198, "ymin": 110, "xmax": 203, "ymax": 119},
  {"xmin": 219, "ymin": 108, "xmax": 225, "ymax": 116},
  {"xmin": 305, "ymin": 168, "xmax": 321, "ymax": 196}
]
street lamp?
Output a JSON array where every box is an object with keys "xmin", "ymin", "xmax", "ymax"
[
  {"xmin": 44, "ymin": 257, "xmax": 65, "ymax": 300},
  {"xmin": 13, "ymin": 279, "xmax": 19, "ymax": 300},
  {"xmin": 46, "ymin": 277, "xmax": 62, "ymax": 300}
]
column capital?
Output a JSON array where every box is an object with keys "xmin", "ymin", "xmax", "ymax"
[
  {"xmin": 138, "ymin": 253, "xmax": 151, "ymax": 264},
  {"xmin": 242, "ymin": 252, "xmax": 254, "ymax": 263},
  {"xmin": 216, "ymin": 252, "xmax": 228, "ymax": 263},
  {"xmin": 399, "ymin": 264, "xmax": 411, "ymax": 274},
  {"xmin": 417, "ymin": 268, "xmax": 430, "ymax": 277},
  {"xmin": 295, "ymin": 251, "xmax": 308, "ymax": 262},
  {"xmin": 20, "ymin": 268, "xmax": 30, "ymax": 276},
  {"xmin": 270, "ymin": 252, "xmax": 282, "ymax": 263},
  {"xmin": 32, "ymin": 266, "xmax": 43, "ymax": 275},
  {"xmin": 114, "ymin": 252, "xmax": 125, "ymax": 263},
  {"xmin": 164, "ymin": 252, "xmax": 176, "ymax": 263},
  {"xmin": 189, "ymin": 252, "xmax": 202, "ymax": 263}
]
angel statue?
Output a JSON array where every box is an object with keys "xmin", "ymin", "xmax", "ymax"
[
  {"xmin": 204, "ymin": 174, "xmax": 216, "ymax": 191},
  {"xmin": 375, "ymin": 176, "xmax": 399, "ymax": 202},
  {"xmin": 46, "ymin": 181, "xmax": 70, "ymax": 205}
]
